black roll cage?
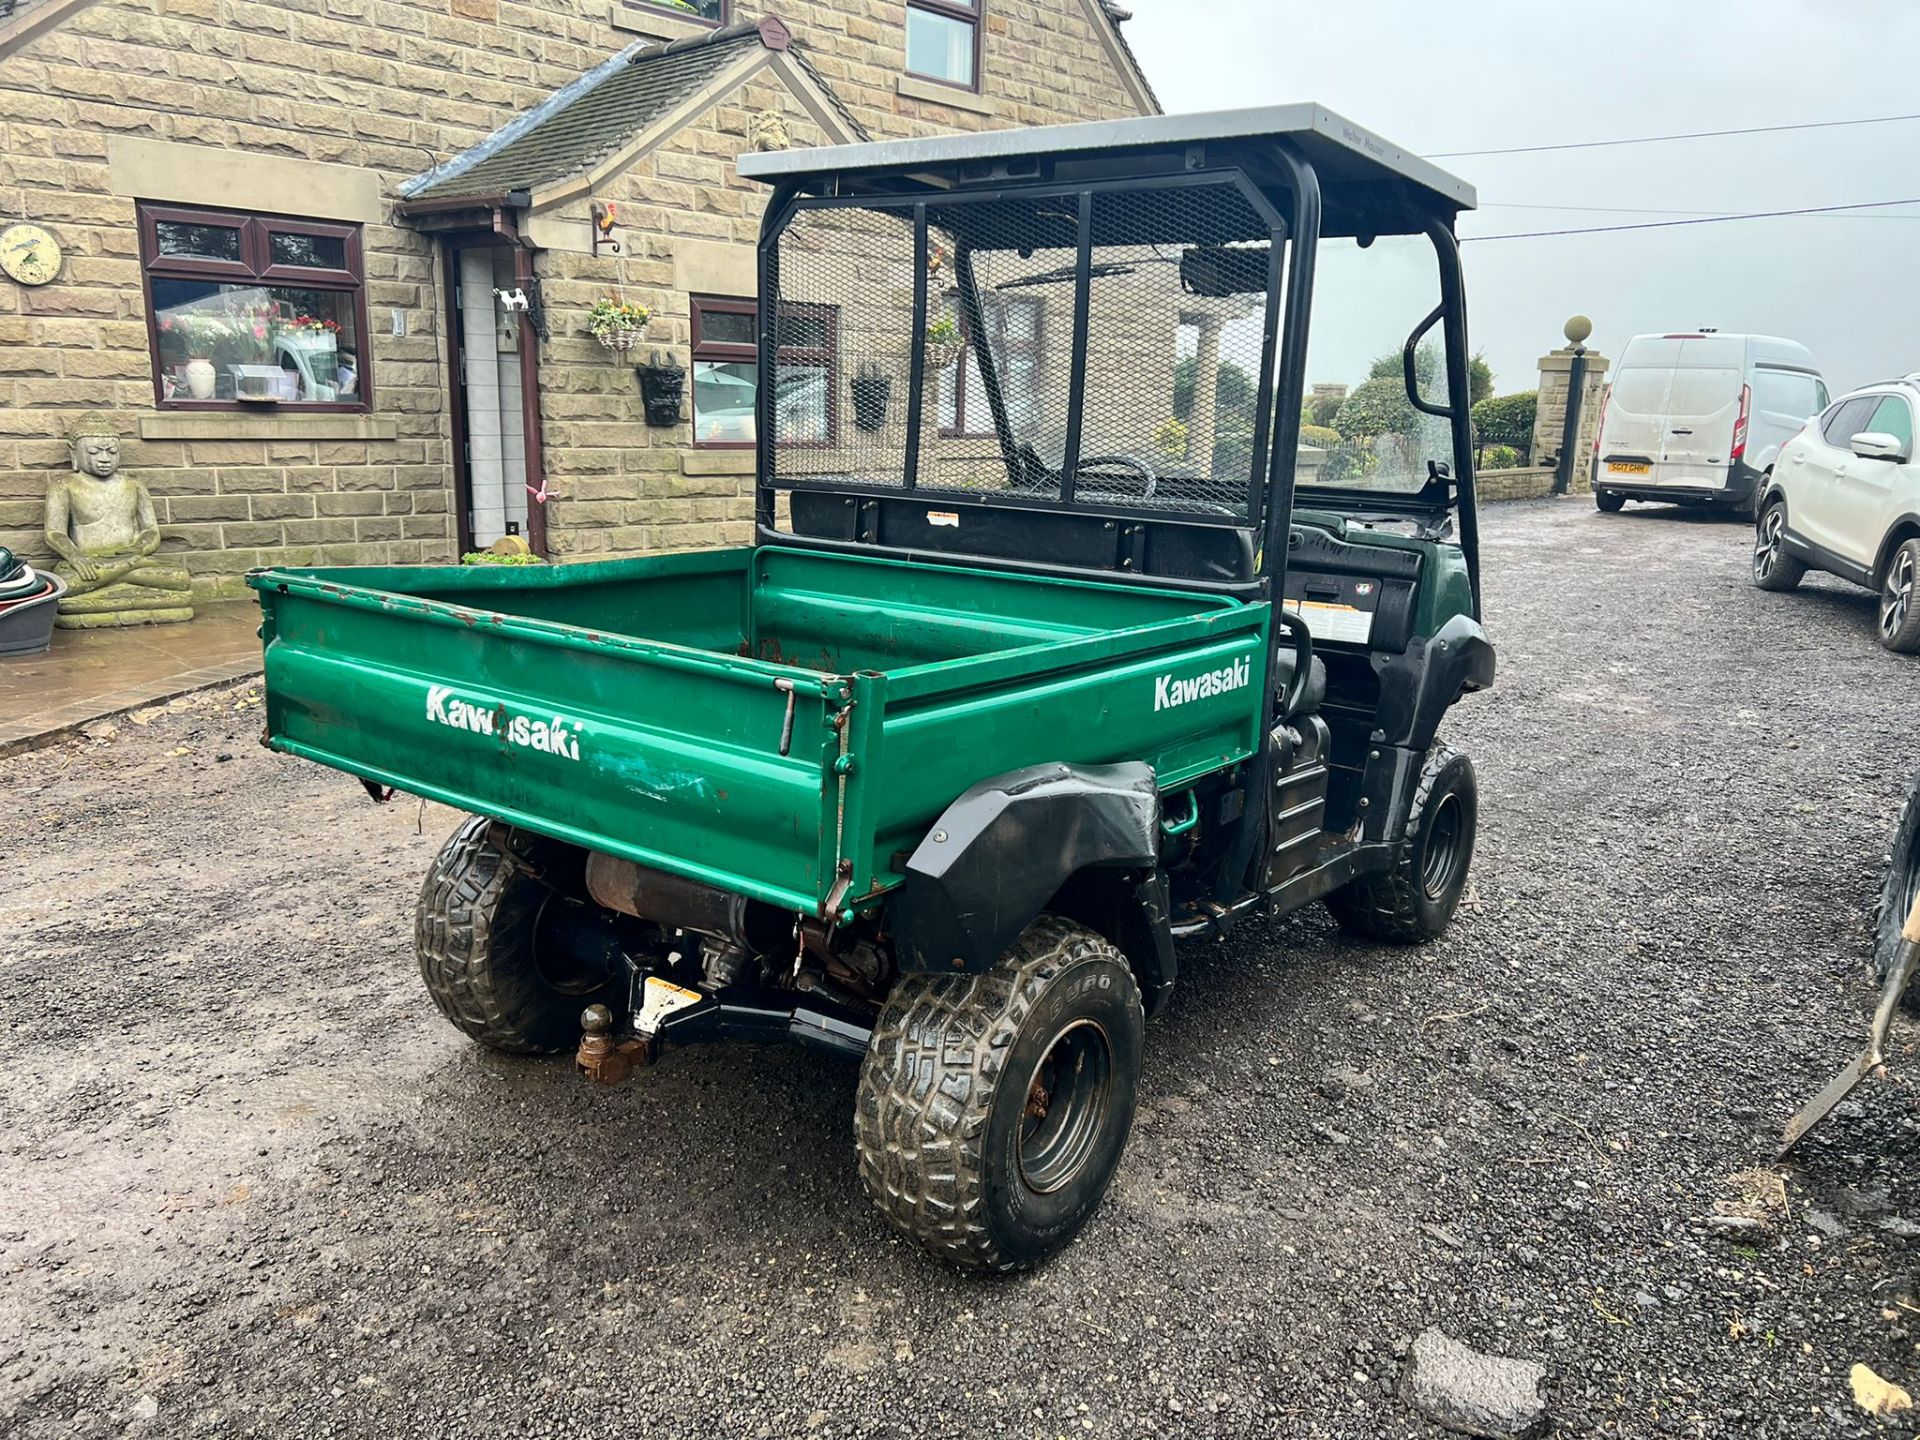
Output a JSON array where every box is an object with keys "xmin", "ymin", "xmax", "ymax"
[{"xmin": 748, "ymin": 139, "xmax": 1481, "ymax": 619}]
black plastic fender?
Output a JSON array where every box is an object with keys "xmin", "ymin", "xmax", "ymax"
[
  {"xmin": 1370, "ymin": 613, "xmax": 1496, "ymax": 752},
  {"xmin": 889, "ymin": 762, "xmax": 1171, "ymax": 991}
]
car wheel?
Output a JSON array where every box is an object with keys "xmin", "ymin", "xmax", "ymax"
[
  {"xmin": 1752, "ymin": 500, "xmax": 1806, "ymax": 592},
  {"xmin": 1326, "ymin": 743, "xmax": 1477, "ymax": 943},
  {"xmin": 1594, "ymin": 490, "xmax": 1625, "ymax": 513},
  {"xmin": 1876, "ymin": 770, "xmax": 1920, "ymax": 1015},
  {"xmin": 1879, "ymin": 539, "xmax": 1920, "ymax": 653}
]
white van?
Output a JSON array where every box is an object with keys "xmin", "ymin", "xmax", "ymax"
[{"xmin": 1593, "ymin": 333, "xmax": 1828, "ymax": 515}]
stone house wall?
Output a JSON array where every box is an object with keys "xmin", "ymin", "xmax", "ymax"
[{"xmin": 0, "ymin": 0, "xmax": 1153, "ymax": 594}]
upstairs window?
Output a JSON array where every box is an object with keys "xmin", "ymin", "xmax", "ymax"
[
  {"xmin": 907, "ymin": 0, "xmax": 982, "ymax": 91},
  {"xmin": 138, "ymin": 202, "xmax": 369, "ymax": 411},
  {"xmin": 623, "ymin": 0, "xmax": 728, "ymax": 25}
]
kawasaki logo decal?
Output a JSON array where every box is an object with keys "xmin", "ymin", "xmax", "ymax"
[
  {"xmin": 1153, "ymin": 656, "xmax": 1252, "ymax": 712},
  {"xmin": 426, "ymin": 685, "xmax": 583, "ymax": 761}
]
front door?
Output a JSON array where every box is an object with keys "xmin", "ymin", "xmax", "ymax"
[{"xmin": 450, "ymin": 243, "xmax": 535, "ymax": 553}]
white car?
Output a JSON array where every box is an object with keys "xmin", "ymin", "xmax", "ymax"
[{"xmin": 1753, "ymin": 377, "xmax": 1920, "ymax": 650}]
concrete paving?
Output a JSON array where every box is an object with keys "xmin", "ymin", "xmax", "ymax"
[{"xmin": 0, "ymin": 601, "xmax": 262, "ymax": 758}]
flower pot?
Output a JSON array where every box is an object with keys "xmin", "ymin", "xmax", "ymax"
[
  {"xmin": 0, "ymin": 570, "xmax": 67, "ymax": 656},
  {"xmin": 184, "ymin": 358, "xmax": 217, "ymax": 400},
  {"xmin": 850, "ymin": 367, "xmax": 892, "ymax": 432},
  {"xmin": 636, "ymin": 362, "xmax": 686, "ymax": 428}
]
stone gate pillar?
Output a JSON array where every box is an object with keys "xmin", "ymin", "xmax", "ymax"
[{"xmin": 1531, "ymin": 317, "xmax": 1610, "ymax": 493}]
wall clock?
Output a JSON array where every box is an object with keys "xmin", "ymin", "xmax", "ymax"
[{"xmin": 0, "ymin": 223, "xmax": 62, "ymax": 286}]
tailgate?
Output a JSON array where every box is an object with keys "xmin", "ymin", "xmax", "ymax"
[{"xmin": 254, "ymin": 574, "xmax": 844, "ymax": 914}]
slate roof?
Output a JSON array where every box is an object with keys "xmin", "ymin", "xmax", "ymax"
[
  {"xmin": 405, "ymin": 18, "xmax": 859, "ymax": 204},
  {"xmin": 1096, "ymin": 1, "xmax": 1158, "ymax": 112}
]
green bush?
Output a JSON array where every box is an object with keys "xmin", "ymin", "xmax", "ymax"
[
  {"xmin": 1478, "ymin": 443, "xmax": 1522, "ymax": 470},
  {"xmin": 462, "ymin": 550, "xmax": 544, "ymax": 566},
  {"xmin": 1471, "ymin": 391, "xmax": 1536, "ymax": 450},
  {"xmin": 1333, "ymin": 376, "xmax": 1420, "ymax": 442}
]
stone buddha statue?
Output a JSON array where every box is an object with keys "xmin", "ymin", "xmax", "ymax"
[{"xmin": 44, "ymin": 412, "xmax": 193, "ymax": 627}]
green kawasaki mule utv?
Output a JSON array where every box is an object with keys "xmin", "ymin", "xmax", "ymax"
[{"xmin": 251, "ymin": 107, "xmax": 1494, "ymax": 1270}]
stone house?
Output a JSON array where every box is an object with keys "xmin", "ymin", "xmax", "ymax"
[{"xmin": 0, "ymin": 0, "xmax": 1157, "ymax": 596}]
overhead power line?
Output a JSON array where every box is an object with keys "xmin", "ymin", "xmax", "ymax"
[
  {"xmin": 1435, "ymin": 111, "xmax": 1920, "ymax": 158},
  {"xmin": 1483, "ymin": 200, "xmax": 1920, "ymax": 221},
  {"xmin": 1461, "ymin": 196, "xmax": 1920, "ymax": 242}
]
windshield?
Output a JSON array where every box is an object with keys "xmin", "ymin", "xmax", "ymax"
[
  {"xmin": 1298, "ymin": 233, "xmax": 1457, "ymax": 494},
  {"xmin": 767, "ymin": 179, "xmax": 1283, "ymax": 521}
]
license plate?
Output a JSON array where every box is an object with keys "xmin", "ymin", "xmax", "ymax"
[{"xmin": 1607, "ymin": 461, "xmax": 1650, "ymax": 475}]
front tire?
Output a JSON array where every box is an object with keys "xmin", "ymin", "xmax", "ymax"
[
  {"xmin": 1752, "ymin": 499, "xmax": 1806, "ymax": 592},
  {"xmin": 1327, "ymin": 743, "xmax": 1478, "ymax": 944},
  {"xmin": 1877, "ymin": 772, "xmax": 1920, "ymax": 1014},
  {"xmin": 1879, "ymin": 539, "xmax": 1920, "ymax": 653},
  {"xmin": 1594, "ymin": 489, "xmax": 1625, "ymax": 513},
  {"xmin": 416, "ymin": 817, "xmax": 618, "ymax": 1054},
  {"xmin": 855, "ymin": 916, "xmax": 1144, "ymax": 1272}
]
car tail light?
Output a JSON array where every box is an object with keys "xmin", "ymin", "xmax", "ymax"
[
  {"xmin": 1731, "ymin": 384, "xmax": 1751, "ymax": 461},
  {"xmin": 1593, "ymin": 384, "xmax": 1611, "ymax": 454}
]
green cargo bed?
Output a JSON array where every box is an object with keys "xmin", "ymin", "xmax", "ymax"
[{"xmin": 250, "ymin": 546, "xmax": 1268, "ymax": 917}]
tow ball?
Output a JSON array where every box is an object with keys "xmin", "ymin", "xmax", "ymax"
[{"xmin": 575, "ymin": 975, "xmax": 706, "ymax": 1085}]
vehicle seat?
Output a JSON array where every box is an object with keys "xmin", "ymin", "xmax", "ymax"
[{"xmin": 1271, "ymin": 649, "xmax": 1327, "ymax": 719}]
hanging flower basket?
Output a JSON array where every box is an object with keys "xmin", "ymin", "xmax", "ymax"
[
  {"xmin": 924, "ymin": 314, "xmax": 964, "ymax": 371},
  {"xmin": 587, "ymin": 297, "xmax": 652, "ymax": 357}
]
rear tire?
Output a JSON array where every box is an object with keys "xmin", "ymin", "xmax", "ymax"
[
  {"xmin": 1878, "ymin": 539, "xmax": 1920, "ymax": 653},
  {"xmin": 1752, "ymin": 499, "xmax": 1806, "ymax": 592},
  {"xmin": 416, "ymin": 817, "xmax": 618, "ymax": 1054},
  {"xmin": 855, "ymin": 916, "xmax": 1144, "ymax": 1272},
  {"xmin": 1877, "ymin": 772, "xmax": 1920, "ymax": 1014},
  {"xmin": 1594, "ymin": 490, "xmax": 1625, "ymax": 513},
  {"xmin": 1327, "ymin": 743, "xmax": 1477, "ymax": 944}
]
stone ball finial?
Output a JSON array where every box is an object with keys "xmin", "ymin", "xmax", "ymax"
[
  {"xmin": 65, "ymin": 410, "xmax": 120, "ymax": 442},
  {"xmin": 1564, "ymin": 315, "xmax": 1593, "ymax": 346}
]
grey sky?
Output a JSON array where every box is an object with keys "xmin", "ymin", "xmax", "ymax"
[{"xmin": 1125, "ymin": 0, "xmax": 1920, "ymax": 399}]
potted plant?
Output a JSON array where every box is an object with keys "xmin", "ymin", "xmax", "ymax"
[
  {"xmin": 850, "ymin": 363, "xmax": 892, "ymax": 432},
  {"xmin": 587, "ymin": 297, "xmax": 652, "ymax": 357},
  {"xmin": 635, "ymin": 349, "xmax": 686, "ymax": 427},
  {"xmin": 924, "ymin": 313, "xmax": 964, "ymax": 370}
]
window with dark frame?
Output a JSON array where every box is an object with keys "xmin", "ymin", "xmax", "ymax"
[
  {"xmin": 691, "ymin": 295, "xmax": 839, "ymax": 449},
  {"xmin": 906, "ymin": 0, "xmax": 982, "ymax": 91},
  {"xmin": 938, "ymin": 293, "xmax": 1042, "ymax": 438},
  {"xmin": 622, "ymin": 0, "xmax": 728, "ymax": 27},
  {"xmin": 137, "ymin": 202, "xmax": 370, "ymax": 411}
]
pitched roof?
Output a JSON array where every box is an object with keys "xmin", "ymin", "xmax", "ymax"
[
  {"xmin": 403, "ymin": 16, "xmax": 862, "ymax": 205},
  {"xmin": 1095, "ymin": 1, "xmax": 1159, "ymax": 113}
]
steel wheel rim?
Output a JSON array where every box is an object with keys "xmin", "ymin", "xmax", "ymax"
[
  {"xmin": 1754, "ymin": 509, "xmax": 1784, "ymax": 579},
  {"xmin": 1018, "ymin": 1019, "xmax": 1113, "ymax": 1195},
  {"xmin": 1883, "ymin": 552, "xmax": 1914, "ymax": 638},
  {"xmin": 1421, "ymin": 792, "xmax": 1467, "ymax": 901}
]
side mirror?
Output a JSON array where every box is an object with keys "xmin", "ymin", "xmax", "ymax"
[{"xmin": 1852, "ymin": 431, "xmax": 1909, "ymax": 463}]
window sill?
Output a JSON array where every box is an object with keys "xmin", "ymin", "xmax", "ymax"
[
  {"xmin": 897, "ymin": 73, "xmax": 994, "ymax": 115},
  {"xmin": 611, "ymin": 5, "xmax": 722, "ymax": 42},
  {"xmin": 139, "ymin": 412, "xmax": 400, "ymax": 441},
  {"xmin": 681, "ymin": 449, "xmax": 756, "ymax": 476}
]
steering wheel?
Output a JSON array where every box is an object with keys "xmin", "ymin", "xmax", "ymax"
[
  {"xmin": 1074, "ymin": 453, "xmax": 1158, "ymax": 500},
  {"xmin": 1275, "ymin": 608, "xmax": 1314, "ymax": 720}
]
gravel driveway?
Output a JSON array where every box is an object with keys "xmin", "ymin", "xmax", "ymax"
[{"xmin": 6, "ymin": 497, "xmax": 1920, "ymax": 1438}]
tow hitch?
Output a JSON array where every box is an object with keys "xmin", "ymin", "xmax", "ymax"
[{"xmin": 575, "ymin": 978, "xmax": 873, "ymax": 1086}]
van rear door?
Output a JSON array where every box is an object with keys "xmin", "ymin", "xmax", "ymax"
[
  {"xmin": 1597, "ymin": 348, "xmax": 1675, "ymax": 482},
  {"xmin": 1652, "ymin": 339, "xmax": 1741, "ymax": 489}
]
